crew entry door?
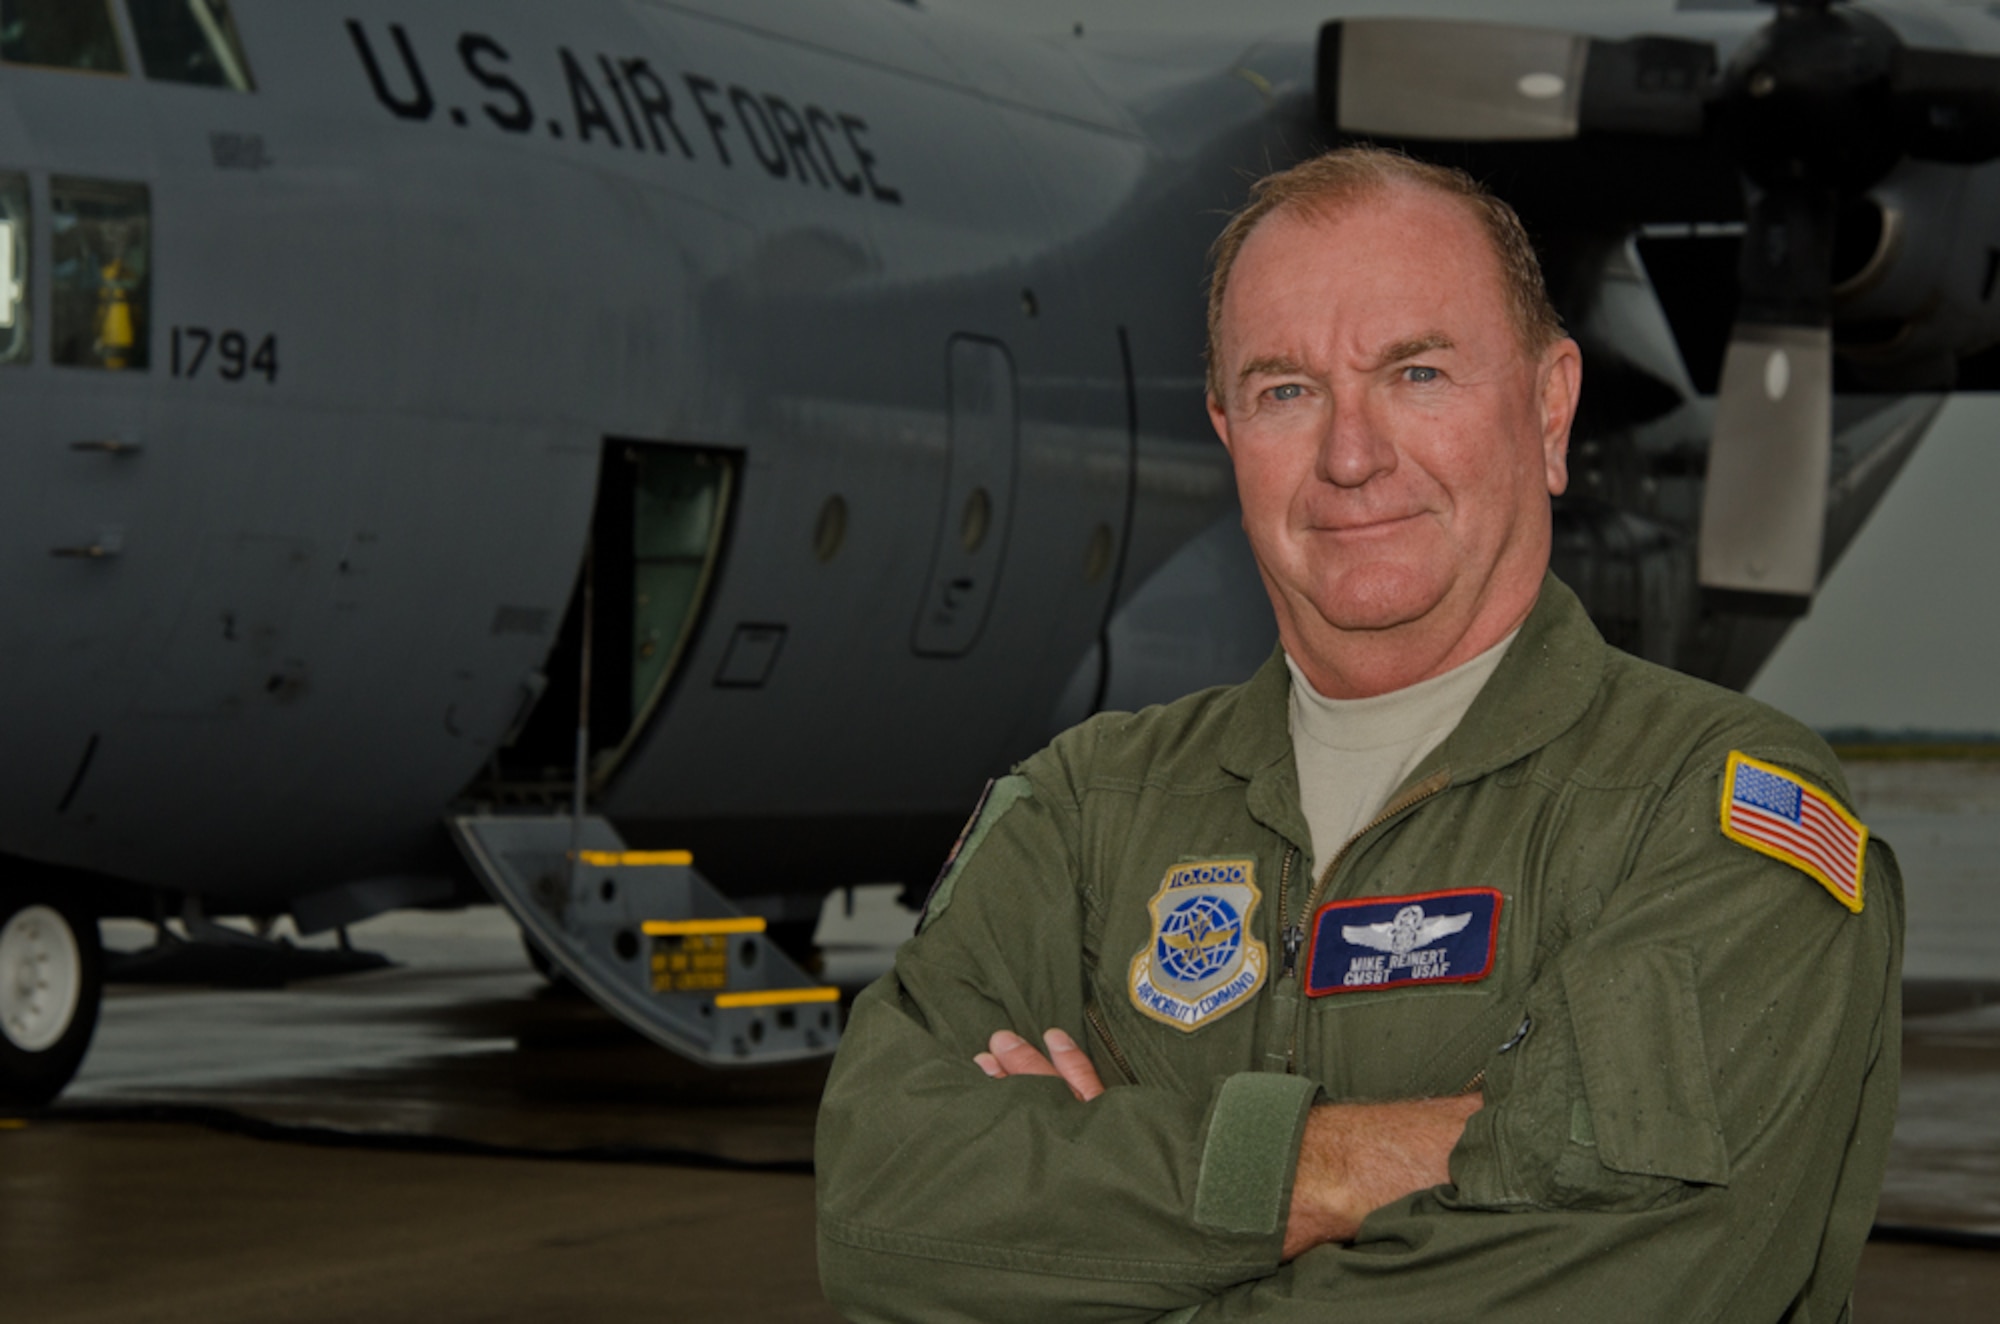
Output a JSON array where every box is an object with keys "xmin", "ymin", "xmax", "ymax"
[{"xmin": 912, "ymin": 337, "xmax": 1017, "ymax": 657}]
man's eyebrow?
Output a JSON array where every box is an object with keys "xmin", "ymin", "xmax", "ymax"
[
  {"xmin": 1234, "ymin": 354, "xmax": 1309, "ymax": 385},
  {"xmin": 1371, "ymin": 333, "xmax": 1454, "ymax": 367}
]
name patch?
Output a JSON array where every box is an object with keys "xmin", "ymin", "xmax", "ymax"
[
  {"xmin": 1128, "ymin": 859, "xmax": 1267, "ymax": 1031},
  {"xmin": 1305, "ymin": 888, "xmax": 1502, "ymax": 997}
]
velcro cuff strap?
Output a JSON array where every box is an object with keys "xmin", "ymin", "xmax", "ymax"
[{"xmin": 1194, "ymin": 1072, "xmax": 1319, "ymax": 1235}]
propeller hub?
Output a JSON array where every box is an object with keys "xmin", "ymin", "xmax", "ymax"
[{"xmin": 1718, "ymin": 3, "xmax": 1902, "ymax": 193}]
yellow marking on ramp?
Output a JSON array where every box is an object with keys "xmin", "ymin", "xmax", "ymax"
[
  {"xmin": 714, "ymin": 987, "xmax": 841, "ymax": 1009},
  {"xmin": 641, "ymin": 918, "xmax": 767, "ymax": 937}
]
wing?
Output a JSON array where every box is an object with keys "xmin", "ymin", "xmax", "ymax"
[
  {"xmin": 1414, "ymin": 912, "xmax": 1474, "ymax": 945},
  {"xmin": 1341, "ymin": 921, "xmax": 1397, "ymax": 953}
]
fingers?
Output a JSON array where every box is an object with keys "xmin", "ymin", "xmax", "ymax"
[
  {"xmin": 986, "ymin": 1029, "xmax": 1059, "ymax": 1079},
  {"xmin": 1043, "ymin": 1028, "xmax": 1106, "ymax": 1102},
  {"xmin": 975, "ymin": 1029, "xmax": 1107, "ymax": 1102}
]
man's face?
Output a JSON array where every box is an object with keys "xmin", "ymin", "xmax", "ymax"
[{"xmin": 1207, "ymin": 185, "xmax": 1579, "ymax": 695}]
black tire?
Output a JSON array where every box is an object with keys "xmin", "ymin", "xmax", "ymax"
[{"xmin": 0, "ymin": 882, "xmax": 103, "ymax": 1108}]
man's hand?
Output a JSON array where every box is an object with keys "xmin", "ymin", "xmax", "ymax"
[
  {"xmin": 974, "ymin": 1028, "xmax": 1105, "ymax": 1102},
  {"xmin": 1283, "ymin": 1094, "xmax": 1484, "ymax": 1259}
]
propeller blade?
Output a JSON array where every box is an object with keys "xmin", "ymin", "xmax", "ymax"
[
  {"xmin": 1318, "ymin": 21, "xmax": 1713, "ymax": 142},
  {"xmin": 1697, "ymin": 183, "xmax": 1837, "ymax": 608},
  {"xmin": 1322, "ymin": 20, "xmax": 1588, "ymax": 141},
  {"xmin": 1697, "ymin": 325, "xmax": 1832, "ymax": 605}
]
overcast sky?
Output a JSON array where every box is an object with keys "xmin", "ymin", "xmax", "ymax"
[{"xmin": 1749, "ymin": 396, "xmax": 2000, "ymax": 735}]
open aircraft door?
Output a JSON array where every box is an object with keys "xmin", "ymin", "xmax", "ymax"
[
  {"xmin": 457, "ymin": 440, "xmax": 841, "ymax": 1066},
  {"xmin": 487, "ymin": 441, "xmax": 736, "ymax": 796}
]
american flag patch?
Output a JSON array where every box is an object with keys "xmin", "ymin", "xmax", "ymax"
[{"xmin": 1720, "ymin": 752, "xmax": 1867, "ymax": 912}]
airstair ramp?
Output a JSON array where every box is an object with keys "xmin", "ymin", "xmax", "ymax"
[{"xmin": 448, "ymin": 814, "xmax": 841, "ymax": 1066}]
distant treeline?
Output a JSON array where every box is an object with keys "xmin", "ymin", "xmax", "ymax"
[{"xmin": 1822, "ymin": 729, "xmax": 2000, "ymax": 761}]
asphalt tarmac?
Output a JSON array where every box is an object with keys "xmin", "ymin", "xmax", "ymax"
[
  {"xmin": 1, "ymin": 1120, "xmax": 835, "ymax": 1324},
  {"xmin": 6, "ymin": 762, "xmax": 1998, "ymax": 1322},
  {"xmin": 22, "ymin": 903, "xmax": 839, "ymax": 1323}
]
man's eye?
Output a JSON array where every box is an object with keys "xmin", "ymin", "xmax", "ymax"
[
  {"xmin": 1403, "ymin": 366, "xmax": 1441, "ymax": 384},
  {"xmin": 1268, "ymin": 383, "xmax": 1305, "ymax": 401}
]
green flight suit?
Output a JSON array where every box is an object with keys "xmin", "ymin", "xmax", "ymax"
[{"xmin": 816, "ymin": 577, "xmax": 1902, "ymax": 1323}]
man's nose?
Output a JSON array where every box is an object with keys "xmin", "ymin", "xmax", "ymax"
[{"xmin": 1315, "ymin": 399, "xmax": 1398, "ymax": 488}]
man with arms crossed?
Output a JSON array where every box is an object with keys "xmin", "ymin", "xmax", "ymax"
[{"xmin": 817, "ymin": 147, "xmax": 1901, "ymax": 1322}]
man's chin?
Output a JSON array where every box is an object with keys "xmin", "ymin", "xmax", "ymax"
[{"xmin": 1303, "ymin": 571, "xmax": 1449, "ymax": 635}]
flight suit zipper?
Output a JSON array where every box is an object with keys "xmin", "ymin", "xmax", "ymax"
[
  {"xmin": 1277, "ymin": 847, "xmax": 1302, "ymax": 978},
  {"xmin": 1461, "ymin": 1015, "xmax": 1533, "ymax": 1094},
  {"xmin": 1285, "ymin": 770, "xmax": 1453, "ymax": 1076},
  {"xmin": 1084, "ymin": 1002, "xmax": 1139, "ymax": 1085}
]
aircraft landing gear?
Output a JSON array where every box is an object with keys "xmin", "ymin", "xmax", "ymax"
[{"xmin": 0, "ymin": 881, "xmax": 102, "ymax": 1108}]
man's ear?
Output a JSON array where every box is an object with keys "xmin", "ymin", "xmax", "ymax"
[
  {"xmin": 1538, "ymin": 339, "xmax": 1582, "ymax": 496},
  {"xmin": 1207, "ymin": 391, "xmax": 1234, "ymax": 454}
]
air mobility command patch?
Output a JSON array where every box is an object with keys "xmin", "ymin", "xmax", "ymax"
[
  {"xmin": 1721, "ymin": 751, "xmax": 1867, "ymax": 912},
  {"xmin": 1305, "ymin": 888, "xmax": 1502, "ymax": 996},
  {"xmin": 1128, "ymin": 859, "xmax": 1267, "ymax": 1031}
]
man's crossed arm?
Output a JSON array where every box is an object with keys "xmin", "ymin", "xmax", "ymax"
[{"xmin": 975, "ymin": 1028, "xmax": 1483, "ymax": 1259}]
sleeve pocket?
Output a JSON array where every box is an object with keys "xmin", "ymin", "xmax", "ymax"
[{"xmin": 1562, "ymin": 944, "xmax": 1729, "ymax": 1186}]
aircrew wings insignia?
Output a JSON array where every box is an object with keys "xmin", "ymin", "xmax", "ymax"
[{"xmin": 1341, "ymin": 905, "xmax": 1473, "ymax": 956}]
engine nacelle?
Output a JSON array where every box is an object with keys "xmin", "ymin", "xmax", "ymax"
[{"xmin": 1832, "ymin": 159, "xmax": 2000, "ymax": 388}]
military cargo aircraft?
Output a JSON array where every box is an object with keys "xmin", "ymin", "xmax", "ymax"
[{"xmin": 3, "ymin": 0, "xmax": 1998, "ymax": 1103}]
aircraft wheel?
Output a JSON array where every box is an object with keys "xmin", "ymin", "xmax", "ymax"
[{"xmin": 0, "ymin": 883, "xmax": 103, "ymax": 1108}]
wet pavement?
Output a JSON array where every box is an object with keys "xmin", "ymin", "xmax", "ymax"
[
  {"xmin": 1847, "ymin": 760, "xmax": 2000, "ymax": 984},
  {"xmin": 1, "ymin": 1119, "xmax": 836, "ymax": 1324},
  {"xmin": 18, "ymin": 905, "xmax": 846, "ymax": 1323},
  {"xmin": 70, "ymin": 909, "xmax": 826, "ymax": 1167},
  {"xmin": 1848, "ymin": 761, "xmax": 2000, "ymax": 1257},
  {"xmin": 4, "ymin": 765, "xmax": 1996, "ymax": 1321}
]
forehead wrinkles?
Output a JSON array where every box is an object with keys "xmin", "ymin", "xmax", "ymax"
[{"xmin": 1222, "ymin": 197, "xmax": 1513, "ymax": 375}]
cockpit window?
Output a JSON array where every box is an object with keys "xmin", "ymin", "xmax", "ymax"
[
  {"xmin": 0, "ymin": 174, "xmax": 28, "ymax": 365},
  {"xmin": 0, "ymin": 0, "xmax": 126, "ymax": 74},
  {"xmin": 128, "ymin": 0, "xmax": 254, "ymax": 91},
  {"xmin": 51, "ymin": 178, "xmax": 150, "ymax": 372}
]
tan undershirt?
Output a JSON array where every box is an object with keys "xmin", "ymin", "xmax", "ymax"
[{"xmin": 1286, "ymin": 629, "xmax": 1518, "ymax": 870}]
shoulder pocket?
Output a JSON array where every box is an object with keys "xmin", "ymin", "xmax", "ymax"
[{"xmin": 1562, "ymin": 943, "xmax": 1729, "ymax": 1186}]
